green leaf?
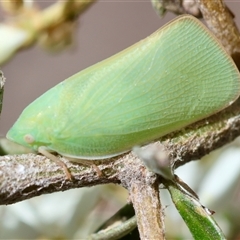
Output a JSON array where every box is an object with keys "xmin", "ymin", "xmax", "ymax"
[{"xmin": 166, "ymin": 180, "xmax": 226, "ymax": 240}]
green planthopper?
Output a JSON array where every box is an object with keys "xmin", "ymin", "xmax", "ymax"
[{"xmin": 6, "ymin": 15, "xmax": 240, "ymax": 167}]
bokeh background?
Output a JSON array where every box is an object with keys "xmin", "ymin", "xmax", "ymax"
[{"xmin": 1, "ymin": 1, "xmax": 240, "ymax": 239}]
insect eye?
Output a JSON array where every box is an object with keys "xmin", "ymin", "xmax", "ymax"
[{"xmin": 24, "ymin": 134, "xmax": 35, "ymax": 144}]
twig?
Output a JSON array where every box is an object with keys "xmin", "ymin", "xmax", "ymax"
[
  {"xmin": 89, "ymin": 216, "xmax": 137, "ymax": 240},
  {"xmin": 127, "ymin": 170, "xmax": 165, "ymax": 239}
]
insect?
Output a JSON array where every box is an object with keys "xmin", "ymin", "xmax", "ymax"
[{"xmin": 7, "ymin": 15, "xmax": 240, "ymax": 174}]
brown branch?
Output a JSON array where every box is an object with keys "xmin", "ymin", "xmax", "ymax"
[
  {"xmin": 0, "ymin": 153, "xmax": 122, "ymax": 205},
  {"xmin": 0, "ymin": 150, "xmax": 166, "ymax": 239},
  {"xmin": 128, "ymin": 171, "xmax": 165, "ymax": 239}
]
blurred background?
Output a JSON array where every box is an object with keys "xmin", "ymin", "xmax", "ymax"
[{"xmin": 1, "ymin": 0, "xmax": 240, "ymax": 239}]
